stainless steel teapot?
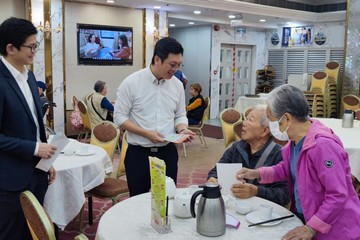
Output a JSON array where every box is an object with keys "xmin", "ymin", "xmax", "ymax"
[{"xmin": 190, "ymin": 183, "xmax": 226, "ymax": 237}]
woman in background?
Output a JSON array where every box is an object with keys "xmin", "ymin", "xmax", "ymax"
[
  {"xmin": 237, "ymin": 85, "xmax": 360, "ymax": 240},
  {"xmin": 186, "ymin": 83, "xmax": 206, "ymax": 125},
  {"xmin": 110, "ymin": 34, "xmax": 131, "ymax": 59},
  {"xmin": 84, "ymin": 33, "xmax": 101, "ymax": 57}
]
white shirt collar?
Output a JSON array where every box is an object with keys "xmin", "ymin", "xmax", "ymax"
[{"xmin": 1, "ymin": 57, "xmax": 29, "ymax": 81}]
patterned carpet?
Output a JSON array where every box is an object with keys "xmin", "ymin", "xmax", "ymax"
[{"xmin": 59, "ymin": 129, "xmax": 226, "ymax": 240}]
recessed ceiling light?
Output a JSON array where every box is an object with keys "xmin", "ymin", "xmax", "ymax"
[
  {"xmin": 105, "ymin": 0, "xmax": 115, "ymax": 3},
  {"xmin": 259, "ymin": 19, "xmax": 266, "ymax": 22},
  {"xmin": 188, "ymin": 22, "xmax": 195, "ymax": 25},
  {"xmin": 169, "ymin": 23, "xmax": 176, "ymax": 27},
  {"xmin": 153, "ymin": 6, "xmax": 161, "ymax": 9},
  {"xmin": 194, "ymin": 10, "xmax": 201, "ymax": 14},
  {"xmin": 228, "ymin": 15, "xmax": 236, "ymax": 19}
]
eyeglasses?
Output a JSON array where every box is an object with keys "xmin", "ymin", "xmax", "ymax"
[
  {"xmin": 20, "ymin": 42, "xmax": 40, "ymax": 53},
  {"xmin": 165, "ymin": 61, "xmax": 184, "ymax": 70}
]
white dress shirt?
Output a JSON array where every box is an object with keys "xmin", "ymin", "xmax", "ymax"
[{"xmin": 114, "ymin": 66, "xmax": 188, "ymax": 147}]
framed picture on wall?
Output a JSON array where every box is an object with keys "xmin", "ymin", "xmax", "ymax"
[{"xmin": 282, "ymin": 26, "xmax": 313, "ymax": 47}]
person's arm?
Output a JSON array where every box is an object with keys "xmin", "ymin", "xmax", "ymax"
[
  {"xmin": 187, "ymin": 98, "xmax": 202, "ymax": 111},
  {"xmin": 101, "ymin": 97, "xmax": 114, "ymax": 112},
  {"xmin": 114, "ymin": 47, "xmax": 130, "ymax": 59}
]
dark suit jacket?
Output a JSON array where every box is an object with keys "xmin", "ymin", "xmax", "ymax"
[{"xmin": 0, "ymin": 61, "xmax": 47, "ymax": 191}]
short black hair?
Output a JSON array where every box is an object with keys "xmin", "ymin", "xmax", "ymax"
[
  {"xmin": 0, "ymin": 17, "xmax": 37, "ymax": 56},
  {"xmin": 151, "ymin": 37, "xmax": 183, "ymax": 64}
]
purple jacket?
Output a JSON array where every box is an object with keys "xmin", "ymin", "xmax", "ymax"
[{"xmin": 259, "ymin": 119, "xmax": 360, "ymax": 240}]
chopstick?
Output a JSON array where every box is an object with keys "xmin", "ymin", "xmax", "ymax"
[{"xmin": 248, "ymin": 214, "xmax": 294, "ymax": 227}]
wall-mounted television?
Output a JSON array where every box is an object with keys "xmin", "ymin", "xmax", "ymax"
[{"xmin": 77, "ymin": 23, "xmax": 133, "ymax": 65}]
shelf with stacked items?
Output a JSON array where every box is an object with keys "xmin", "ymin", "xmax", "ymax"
[{"xmin": 255, "ymin": 65, "xmax": 275, "ymax": 94}]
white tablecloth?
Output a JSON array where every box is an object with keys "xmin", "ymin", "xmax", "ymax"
[
  {"xmin": 44, "ymin": 139, "xmax": 113, "ymax": 229},
  {"xmin": 235, "ymin": 95, "xmax": 268, "ymax": 115},
  {"xmin": 316, "ymin": 118, "xmax": 360, "ymax": 180},
  {"xmin": 95, "ymin": 189, "xmax": 303, "ymax": 240}
]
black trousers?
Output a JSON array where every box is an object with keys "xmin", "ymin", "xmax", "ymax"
[
  {"xmin": 0, "ymin": 169, "xmax": 48, "ymax": 240},
  {"xmin": 125, "ymin": 143, "xmax": 178, "ymax": 197}
]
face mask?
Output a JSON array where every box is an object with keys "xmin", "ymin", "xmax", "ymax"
[{"xmin": 269, "ymin": 115, "xmax": 289, "ymax": 141}]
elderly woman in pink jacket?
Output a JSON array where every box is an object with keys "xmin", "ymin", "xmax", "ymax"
[{"xmin": 237, "ymin": 85, "xmax": 360, "ymax": 240}]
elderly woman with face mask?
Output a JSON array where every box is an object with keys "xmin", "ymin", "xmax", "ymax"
[
  {"xmin": 237, "ymin": 85, "xmax": 360, "ymax": 240},
  {"xmin": 208, "ymin": 104, "xmax": 290, "ymax": 206}
]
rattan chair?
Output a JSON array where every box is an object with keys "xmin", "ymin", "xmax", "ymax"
[
  {"xmin": 182, "ymin": 97, "xmax": 210, "ymax": 157},
  {"xmin": 84, "ymin": 121, "xmax": 129, "ymax": 226},
  {"xmin": 20, "ymin": 190, "xmax": 88, "ymax": 240},
  {"xmin": 220, "ymin": 108, "xmax": 242, "ymax": 147}
]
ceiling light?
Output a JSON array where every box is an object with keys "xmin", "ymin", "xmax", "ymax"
[
  {"xmin": 228, "ymin": 15, "xmax": 236, "ymax": 19},
  {"xmin": 259, "ymin": 19, "xmax": 266, "ymax": 22},
  {"xmin": 194, "ymin": 10, "xmax": 201, "ymax": 14},
  {"xmin": 169, "ymin": 24, "xmax": 176, "ymax": 27},
  {"xmin": 105, "ymin": 0, "xmax": 115, "ymax": 3},
  {"xmin": 188, "ymin": 22, "xmax": 195, "ymax": 25},
  {"xmin": 153, "ymin": 6, "xmax": 161, "ymax": 9}
]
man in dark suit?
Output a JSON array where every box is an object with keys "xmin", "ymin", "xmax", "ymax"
[{"xmin": 0, "ymin": 17, "xmax": 57, "ymax": 239}]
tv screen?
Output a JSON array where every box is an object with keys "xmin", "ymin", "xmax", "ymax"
[{"xmin": 77, "ymin": 23, "xmax": 133, "ymax": 65}]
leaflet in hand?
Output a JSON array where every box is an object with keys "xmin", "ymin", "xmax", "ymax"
[
  {"xmin": 163, "ymin": 134, "xmax": 188, "ymax": 143},
  {"xmin": 36, "ymin": 133, "xmax": 70, "ymax": 172},
  {"xmin": 217, "ymin": 163, "xmax": 242, "ymax": 195}
]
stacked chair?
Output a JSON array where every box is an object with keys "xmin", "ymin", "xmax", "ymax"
[
  {"xmin": 304, "ymin": 71, "xmax": 328, "ymax": 117},
  {"xmin": 325, "ymin": 61, "xmax": 341, "ymax": 117},
  {"xmin": 220, "ymin": 108, "xmax": 242, "ymax": 147}
]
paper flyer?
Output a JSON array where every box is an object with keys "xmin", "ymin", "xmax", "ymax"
[
  {"xmin": 149, "ymin": 157, "xmax": 167, "ymax": 226},
  {"xmin": 217, "ymin": 163, "xmax": 242, "ymax": 195},
  {"xmin": 163, "ymin": 134, "xmax": 188, "ymax": 143},
  {"xmin": 36, "ymin": 133, "xmax": 70, "ymax": 172}
]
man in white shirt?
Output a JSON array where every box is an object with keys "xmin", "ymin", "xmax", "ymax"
[
  {"xmin": 114, "ymin": 37, "xmax": 195, "ymax": 196},
  {"xmin": 0, "ymin": 17, "xmax": 57, "ymax": 239}
]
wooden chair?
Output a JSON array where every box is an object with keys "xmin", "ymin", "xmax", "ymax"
[
  {"xmin": 182, "ymin": 97, "xmax": 210, "ymax": 158},
  {"xmin": 20, "ymin": 190, "xmax": 87, "ymax": 240},
  {"xmin": 84, "ymin": 121, "xmax": 129, "ymax": 226},
  {"xmin": 220, "ymin": 108, "xmax": 242, "ymax": 147},
  {"xmin": 77, "ymin": 100, "xmax": 92, "ymax": 142}
]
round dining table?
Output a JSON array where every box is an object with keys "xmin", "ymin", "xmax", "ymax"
[
  {"xmin": 96, "ymin": 188, "xmax": 303, "ymax": 240},
  {"xmin": 44, "ymin": 139, "xmax": 113, "ymax": 230}
]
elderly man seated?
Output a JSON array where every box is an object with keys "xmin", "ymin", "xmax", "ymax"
[{"xmin": 208, "ymin": 104, "xmax": 290, "ymax": 206}]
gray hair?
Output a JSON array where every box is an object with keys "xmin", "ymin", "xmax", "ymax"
[
  {"xmin": 94, "ymin": 80, "xmax": 106, "ymax": 93},
  {"xmin": 253, "ymin": 104, "xmax": 269, "ymax": 127},
  {"xmin": 267, "ymin": 85, "xmax": 309, "ymax": 122}
]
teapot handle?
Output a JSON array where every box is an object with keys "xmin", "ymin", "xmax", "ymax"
[{"xmin": 190, "ymin": 189, "xmax": 205, "ymax": 218}]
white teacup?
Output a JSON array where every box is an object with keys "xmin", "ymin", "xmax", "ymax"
[
  {"xmin": 257, "ymin": 204, "xmax": 273, "ymax": 220},
  {"xmin": 235, "ymin": 199, "xmax": 252, "ymax": 215}
]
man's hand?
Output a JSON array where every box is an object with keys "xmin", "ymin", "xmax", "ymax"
[
  {"xmin": 207, "ymin": 177, "xmax": 218, "ymax": 184},
  {"xmin": 37, "ymin": 143, "xmax": 57, "ymax": 159},
  {"xmin": 146, "ymin": 130, "xmax": 166, "ymax": 144},
  {"xmin": 231, "ymin": 182, "xmax": 258, "ymax": 199},
  {"xmin": 48, "ymin": 166, "xmax": 56, "ymax": 185},
  {"xmin": 181, "ymin": 129, "xmax": 195, "ymax": 142}
]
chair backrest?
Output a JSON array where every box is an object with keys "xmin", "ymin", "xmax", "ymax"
[
  {"xmin": 310, "ymin": 71, "xmax": 328, "ymax": 93},
  {"xmin": 233, "ymin": 121, "xmax": 243, "ymax": 141},
  {"xmin": 90, "ymin": 121, "xmax": 120, "ymax": 160},
  {"xmin": 116, "ymin": 131, "xmax": 128, "ymax": 178},
  {"xmin": 325, "ymin": 61, "xmax": 340, "ymax": 82},
  {"xmin": 220, "ymin": 108, "xmax": 242, "ymax": 147},
  {"xmin": 342, "ymin": 94, "xmax": 360, "ymax": 112},
  {"xmin": 78, "ymin": 100, "xmax": 92, "ymax": 130},
  {"xmin": 20, "ymin": 191, "xmax": 56, "ymax": 240},
  {"xmin": 200, "ymin": 97, "xmax": 211, "ymax": 125}
]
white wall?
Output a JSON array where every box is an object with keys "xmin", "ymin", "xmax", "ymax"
[
  {"xmin": 65, "ymin": 2, "xmax": 143, "ymax": 109},
  {"xmin": 0, "ymin": 0, "xmax": 25, "ymax": 22},
  {"xmin": 169, "ymin": 25, "xmax": 212, "ymax": 103}
]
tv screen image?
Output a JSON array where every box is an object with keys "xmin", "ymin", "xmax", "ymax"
[{"xmin": 77, "ymin": 23, "xmax": 133, "ymax": 65}]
